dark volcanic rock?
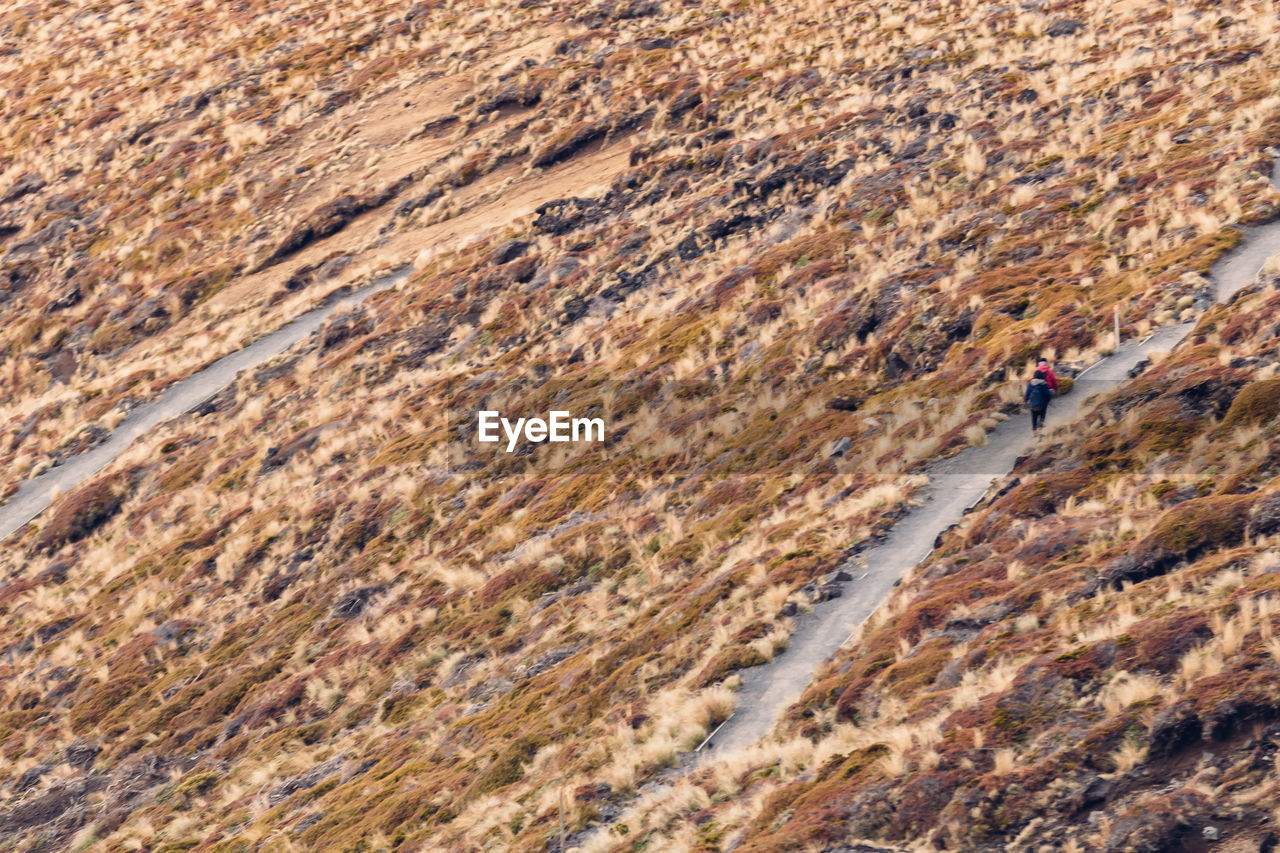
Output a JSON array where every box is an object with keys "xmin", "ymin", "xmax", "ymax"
[
  {"xmin": 579, "ymin": 0, "xmax": 661, "ymax": 26},
  {"xmin": 1148, "ymin": 703, "xmax": 1202, "ymax": 759},
  {"xmin": 1046, "ymin": 18, "xmax": 1085, "ymax": 37},
  {"xmin": 532, "ymin": 120, "xmax": 614, "ymax": 168},
  {"xmin": 49, "ymin": 281, "xmax": 83, "ymax": 310},
  {"xmin": 489, "ymin": 238, "xmax": 531, "ymax": 265},
  {"xmin": 64, "ymin": 739, "xmax": 100, "ymax": 770},
  {"xmin": 1248, "ymin": 492, "xmax": 1280, "ymax": 538},
  {"xmin": 883, "ymin": 350, "xmax": 911, "ymax": 380},
  {"xmin": 6, "ymin": 217, "xmax": 76, "ymax": 259},
  {"xmin": 13, "ymin": 764, "xmax": 50, "ymax": 794},
  {"xmin": 331, "ymin": 585, "xmax": 384, "ymax": 619},
  {"xmin": 262, "ymin": 192, "xmax": 389, "ymax": 269},
  {"xmin": 0, "ymin": 771, "xmax": 111, "ymax": 848},
  {"xmin": 532, "ymin": 196, "xmax": 601, "ymax": 235},
  {"xmin": 391, "ymin": 186, "xmax": 444, "ymax": 221},
  {"xmin": 35, "ymin": 562, "xmax": 71, "ymax": 585},
  {"xmin": 1, "ymin": 173, "xmax": 45, "ymax": 204},
  {"xmin": 268, "ymin": 755, "xmax": 347, "ymax": 806},
  {"xmin": 193, "ymin": 385, "xmax": 236, "ymax": 416},
  {"xmin": 1102, "ymin": 788, "xmax": 1212, "ymax": 853},
  {"xmin": 260, "ymin": 428, "xmax": 322, "ymax": 472},
  {"xmin": 0, "ymin": 260, "xmax": 38, "ymax": 294},
  {"xmin": 321, "ymin": 309, "xmax": 372, "ymax": 350}
]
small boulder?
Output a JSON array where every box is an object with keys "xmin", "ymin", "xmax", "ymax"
[
  {"xmin": 883, "ymin": 350, "xmax": 910, "ymax": 379},
  {"xmin": 267, "ymin": 755, "xmax": 346, "ymax": 806},
  {"xmin": 574, "ymin": 782, "xmax": 612, "ymax": 802},
  {"xmin": 1247, "ymin": 492, "xmax": 1280, "ymax": 538},
  {"xmin": 49, "ymin": 283, "xmax": 82, "ymax": 311},
  {"xmin": 64, "ymin": 739, "xmax": 100, "ymax": 770},
  {"xmin": 331, "ymin": 585, "xmax": 384, "ymax": 619},
  {"xmin": 14, "ymin": 763, "xmax": 50, "ymax": 793},
  {"xmin": 35, "ymin": 562, "xmax": 70, "ymax": 585},
  {"xmin": 488, "ymin": 239, "xmax": 531, "ymax": 265},
  {"xmin": 826, "ymin": 396, "xmax": 860, "ymax": 412},
  {"xmin": 1148, "ymin": 703, "xmax": 1202, "ymax": 759},
  {"xmin": 1046, "ymin": 18, "xmax": 1085, "ymax": 37},
  {"xmin": 812, "ymin": 581, "xmax": 843, "ymax": 602},
  {"xmin": 1, "ymin": 173, "xmax": 45, "ymax": 204}
]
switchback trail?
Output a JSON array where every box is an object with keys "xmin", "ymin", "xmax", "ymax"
[
  {"xmin": 0, "ymin": 137, "xmax": 631, "ymax": 545},
  {"xmin": 0, "ymin": 268, "xmax": 411, "ymax": 543},
  {"xmin": 707, "ymin": 324, "xmax": 1192, "ymax": 755},
  {"xmin": 703, "ymin": 158, "xmax": 1280, "ymax": 756}
]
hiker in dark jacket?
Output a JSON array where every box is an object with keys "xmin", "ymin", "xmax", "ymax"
[{"xmin": 1025, "ymin": 369, "xmax": 1052, "ymax": 432}]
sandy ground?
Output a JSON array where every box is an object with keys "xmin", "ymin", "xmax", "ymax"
[
  {"xmin": 127, "ymin": 26, "xmax": 578, "ymax": 365},
  {"xmin": 0, "ymin": 33, "xmax": 634, "ymax": 541}
]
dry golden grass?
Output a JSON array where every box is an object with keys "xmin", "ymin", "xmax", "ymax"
[{"xmin": 4, "ymin": 0, "xmax": 1280, "ymax": 850}]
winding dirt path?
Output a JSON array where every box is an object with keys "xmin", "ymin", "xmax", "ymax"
[
  {"xmin": 702, "ymin": 159, "xmax": 1280, "ymax": 756},
  {"xmin": 707, "ymin": 324, "xmax": 1196, "ymax": 755},
  {"xmin": 568, "ymin": 157, "xmax": 1280, "ymax": 852},
  {"xmin": 0, "ymin": 136, "xmax": 632, "ymax": 543}
]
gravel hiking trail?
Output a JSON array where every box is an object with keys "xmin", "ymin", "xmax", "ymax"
[
  {"xmin": 0, "ymin": 139, "xmax": 630, "ymax": 544},
  {"xmin": 0, "ymin": 267, "xmax": 408, "ymax": 543},
  {"xmin": 703, "ymin": 157, "xmax": 1280, "ymax": 757}
]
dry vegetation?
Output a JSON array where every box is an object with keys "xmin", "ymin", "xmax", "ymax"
[
  {"xmin": 3, "ymin": 0, "xmax": 1280, "ymax": 850},
  {"xmin": 598, "ymin": 271, "xmax": 1280, "ymax": 852}
]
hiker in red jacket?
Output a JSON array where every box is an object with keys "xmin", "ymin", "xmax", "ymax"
[{"xmin": 1037, "ymin": 358, "xmax": 1059, "ymax": 395}]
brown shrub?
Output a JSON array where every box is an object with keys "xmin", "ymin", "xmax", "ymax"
[
  {"xmin": 996, "ymin": 467, "xmax": 1092, "ymax": 519},
  {"xmin": 696, "ymin": 643, "xmax": 769, "ymax": 688},
  {"xmin": 1144, "ymin": 494, "xmax": 1254, "ymax": 556},
  {"xmin": 1104, "ymin": 494, "xmax": 1254, "ymax": 586},
  {"xmin": 1221, "ymin": 378, "xmax": 1280, "ymax": 429},
  {"xmin": 38, "ymin": 475, "xmax": 127, "ymax": 551}
]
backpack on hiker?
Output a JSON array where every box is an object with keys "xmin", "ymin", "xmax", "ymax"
[
  {"xmin": 1025, "ymin": 370, "xmax": 1052, "ymax": 431},
  {"xmin": 1024, "ymin": 373, "xmax": 1053, "ymax": 409}
]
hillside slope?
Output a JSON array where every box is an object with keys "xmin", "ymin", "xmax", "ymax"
[
  {"xmin": 599, "ymin": 269, "xmax": 1280, "ymax": 852},
  {"xmin": 2, "ymin": 0, "xmax": 1280, "ymax": 851}
]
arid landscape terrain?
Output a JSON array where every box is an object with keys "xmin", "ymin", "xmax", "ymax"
[{"xmin": 4, "ymin": 0, "xmax": 1280, "ymax": 850}]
